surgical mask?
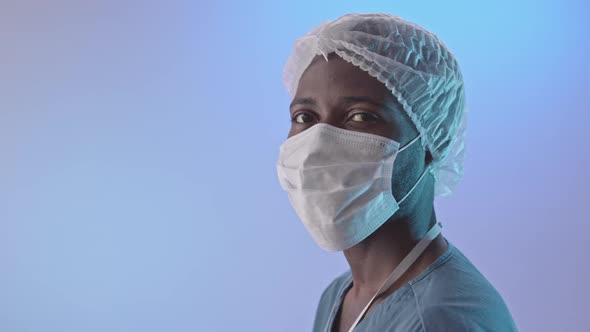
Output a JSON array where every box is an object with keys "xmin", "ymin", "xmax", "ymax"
[{"xmin": 276, "ymin": 123, "xmax": 431, "ymax": 252}]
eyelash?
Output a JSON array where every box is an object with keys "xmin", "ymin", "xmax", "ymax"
[{"xmin": 291, "ymin": 110, "xmax": 379, "ymax": 124}]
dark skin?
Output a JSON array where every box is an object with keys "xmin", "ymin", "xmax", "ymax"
[{"xmin": 288, "ymin": 53, "xmax": 449, "ymax": 332}]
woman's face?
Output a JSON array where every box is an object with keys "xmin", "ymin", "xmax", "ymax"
[{"xmin": 287, "ymin": 53, "xmax": 432, "ymax": 210}]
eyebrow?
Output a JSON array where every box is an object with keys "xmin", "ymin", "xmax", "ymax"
[
  {"xmin": 289, "ymin": 97, "xmax": 317, "ymax": 110},
  {"xmin": 289, "ymin": 96, "xmax": 389, "ymax": 111}
]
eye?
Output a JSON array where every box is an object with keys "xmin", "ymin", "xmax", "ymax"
[
  {"xmin": 292, "ymin": 112, "xmax": 315, "ymax": 124},
  {"xmin": 348, "ymin": 111, "xmax": 379, "ymax": 123}
]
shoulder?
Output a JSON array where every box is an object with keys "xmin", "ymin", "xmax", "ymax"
[
  {"xmin": 419, "ymin": 299, "xmax": 518, "ymax": 331},
  {"xmin": 410, "ymin": 241, "xmax": 518, "ymax": 331}
]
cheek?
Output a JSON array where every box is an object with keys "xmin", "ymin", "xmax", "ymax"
[
  {"xmin": 391, "ymin": 149, "xmax": 424, "ymax": 190},
  {"xmin": 372, "ymin": 125, "xmax": 402, "ymax": 142},
  {"xmin": 287, "ymin": 125, "xmax": 298, "ymax": 138},
  {"xmin": 287, "ymin": 125, "xmax": 307, "ymax": 139}
]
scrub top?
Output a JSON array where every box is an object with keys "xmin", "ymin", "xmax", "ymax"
[{"xmin": 312, "ymin": 240, "xmax": 518, "ymax": 332}]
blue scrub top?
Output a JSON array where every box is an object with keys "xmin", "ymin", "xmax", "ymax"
[{"xmin": 312, "ymin": 240, "xmax": 518, "ymax": 332}]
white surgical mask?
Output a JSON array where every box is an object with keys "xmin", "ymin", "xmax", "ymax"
[{"xmin": 276, "ymin": 123, "xmax": 431, "ymax": 252}]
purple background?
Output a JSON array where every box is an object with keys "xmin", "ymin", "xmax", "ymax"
[{"xmin": 1, "ymin": 1, "xmax": 588, "ymax": 331}]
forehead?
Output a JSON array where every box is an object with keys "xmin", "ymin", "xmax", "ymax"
[{"xmin": 296, "ymin": 54, "xmax": 391, "ymax": 98}]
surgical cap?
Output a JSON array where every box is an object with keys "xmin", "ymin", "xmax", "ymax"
[{"xmin": 282, "ymin": 13, "xmax": 467, "ymax": 197}]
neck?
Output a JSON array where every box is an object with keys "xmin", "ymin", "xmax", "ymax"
[{"xmin": 342, "ymin": 205, "xmax": 446, "ymax": 299}]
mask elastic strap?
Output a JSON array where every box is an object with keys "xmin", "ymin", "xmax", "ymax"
[
  {"xmin": 398, "ymin": 165, "xmax": 431, "ymax": 205},
  {"xmin": 398, "ymin": 134, "xmax": 421, "ymax": 153}
]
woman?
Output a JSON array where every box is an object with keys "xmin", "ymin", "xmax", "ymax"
[{"xmin": 276, "ymin": 13, "xmax": 517, "ymax": 332}]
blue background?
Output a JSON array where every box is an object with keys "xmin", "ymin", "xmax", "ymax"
[{"xmin": 1, "ymin": 1, "xmax": 588, "ymax": 331}]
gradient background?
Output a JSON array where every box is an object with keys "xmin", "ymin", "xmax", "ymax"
[{"xmin": 1, "ymin": 1, "xmax": 588, "ymax": 331}]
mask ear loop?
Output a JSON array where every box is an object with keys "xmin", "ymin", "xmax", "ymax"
[
  {"xmin": 399, "ymin": 165, "xmax": 431, "ymax": 205},
  {"xmin": 396, "ymin": 134, "xmax": 430, "ymax": 205},
  {"xmin": 398, "ymin": 134, "xmax": 422, "ymax": 153}
]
